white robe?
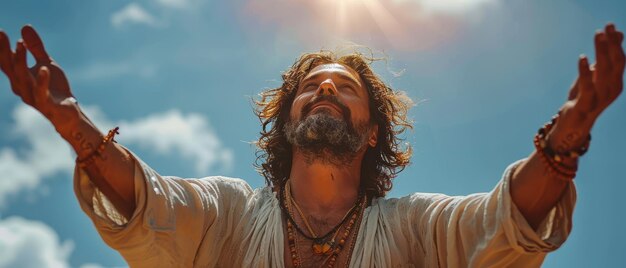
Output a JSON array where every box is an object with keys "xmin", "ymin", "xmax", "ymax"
[{"xmin": 74, "ymin": 151, "xmax": 575, "ymax": 267}]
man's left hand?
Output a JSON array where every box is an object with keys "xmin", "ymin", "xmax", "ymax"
[{"xmin": 548, "ymin": 23, "xmax": 624, "ymax": 153}]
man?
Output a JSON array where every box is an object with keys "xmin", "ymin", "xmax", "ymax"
[{"xmin": 0, "ymin": 24, "xmax": 623, "ymax": 267}]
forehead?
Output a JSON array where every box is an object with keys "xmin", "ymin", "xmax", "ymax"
[{"xmin": 302, "ymin": 63, "xmax": 362, "ymax": 84}]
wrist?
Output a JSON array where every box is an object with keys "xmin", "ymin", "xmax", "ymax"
[
  {"xmin": 51, "ymin": 102, "xmax": 82, "ymax": 138},
  {"xmin": 534, "ymin": 113, "xmax": 591, "ymax": 181},
  {"xmin": 545, "ymin": 127, "xmax": 590, "ymax": 155},
  {"xmin": 548, "ymin": 105, "xmax": 594, "ymax": 154},
  {"xmin": 56, "ymin": 107, "xmax": 105, "ymax": 159}
]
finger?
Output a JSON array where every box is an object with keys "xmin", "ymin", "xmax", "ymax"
[
  {"xmin": 568, "ymin": 54, "xmax": 589, "ymax": 101},
  {"xmin": 0, "ymin": 32, "xmax": 21, "ymax": 97},
  {"xmin": 606, "ymin": 23, "xmax": 615, "ymax": 33},
  {"xmin": 595, "ymin": 31, "xmax": 612, "ymax": 73},
  {"xmin": 593, "ymin": 30, "xmax": 613, "ymax": 105},
  {"xmin": 21, "ymin": 25, "xmax": 51, "ymax": 64},
  {"xmin": 578, "ymin": 56, "xmax": 594, "ymax": 96},
  {"xmin": 34, "ymin": 66, "xmax": 50, "ymax": 106},
  {"xmin": 576, "ymin": 56, "xmax": 596, "ymax": 112},
  {"xmin": 0, "ymin": 31, "xmax": 15, "ymax": 79},
  {"xmin": 606, "ymin": 24, "xmax": 625, "ymax": 73},
  {"xmin": 605, "ymin": 25, "xmax": 625, "ymax": 103},
  {"xmin": 14, "ymin": 40, "xmax": 35, "ymax": 104}
]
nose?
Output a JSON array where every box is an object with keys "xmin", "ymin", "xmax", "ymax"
[{"xmin": 316, "ymin": 79, "xmax": 337, "ymax": 96}]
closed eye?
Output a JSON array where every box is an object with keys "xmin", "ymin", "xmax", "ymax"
[
  {"xmin": 339, "ymin": 83, "xmax": 357, "ymax": 93},
  {"xmin": 302, "ymin": 83, "xmax": 317, "ymax": 91}
]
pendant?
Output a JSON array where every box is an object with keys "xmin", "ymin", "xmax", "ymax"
[{"xmin": 312, "ymin": 239, "xmax": 335, "ymax": 255}]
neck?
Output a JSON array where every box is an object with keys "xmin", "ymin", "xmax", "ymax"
[{"xmin": 287, "ymin": 148, "xmax": 364, "ymax": 216}]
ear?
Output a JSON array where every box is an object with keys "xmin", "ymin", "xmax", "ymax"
[{"xmin": 368, "ymin": 124, "xmax": 378, "ymax": 147}]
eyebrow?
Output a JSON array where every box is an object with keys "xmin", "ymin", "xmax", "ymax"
[{"xmin": 301, "ymin": 70, "xmax": 362, "ymax": 88}]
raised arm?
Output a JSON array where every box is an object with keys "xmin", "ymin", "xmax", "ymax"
[
  {"xmin": 0, "ymin": 25, "xmax": 136, "ymax": 219},
  {"xmin": 511, "ymin": 23, "xmax": 624, "ymax": 229}
]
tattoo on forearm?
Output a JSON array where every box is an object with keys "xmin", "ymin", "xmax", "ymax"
[
  {"xmin": 554, "ymin": 131, "xmax": 582, "ymax": 152},
  {"xmin": 71, "ymin": 130, "xmax": 110, "ymax": 172},
  {"xmin": 72, "ymin": 131, "xmax": 94, "ymax": 153},
  {"xmin": 71, "ymin": 130, "xmax": 109, "ymax": 163}
]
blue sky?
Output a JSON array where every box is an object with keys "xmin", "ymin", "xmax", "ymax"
[{"xmin": 1, "ymin": 0, "xmax": 625, "ymax": 267}]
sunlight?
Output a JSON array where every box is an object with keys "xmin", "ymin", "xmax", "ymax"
[
  {"xmin": 319, "ymin": 0, "xmax": 364, "ymax": 37},
  {"xmin": 244, "ymin": 0, "xmax": 498, "ymax": 51},
  {"xmin": 316, "ymin": 0, "xmax": 411, "ymax": 49},
  {"xmin": 361, "ymin": 0, "xmax": 409, "ymax": 49},
  {"xmin": 337, "ymin": 0, "xmax": 347, "ymax": 36},
  {"xmin": 417, "ymin": 0, "xmax": 495, "ymax": 13}
]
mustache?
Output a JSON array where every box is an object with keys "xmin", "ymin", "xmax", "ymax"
[{"xmin": 301, "ymin": 95, "xmax": 352, "ymax": 123}]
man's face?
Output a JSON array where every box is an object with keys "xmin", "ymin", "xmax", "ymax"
[
  {"xmin": 289, "ymin": 63, "xmax": 371, "ymax": 125},
  {"xmin": 285, "ymin": 63, "xmax": 375, "ymax": 163}
]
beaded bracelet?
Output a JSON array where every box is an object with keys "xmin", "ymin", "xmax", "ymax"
[
  {"xmin": 534, "ymin": 115, "xmax": 590, "ymax": 181},
  {"xmin": 534, "ymin": 139, "xmax": 577, "ymax": 181},
  {"xmin": 76, "ymin": 127, "xmax": 119, "ymax": 168},
  {"xmin": 536, "ymin": 115, "xmax": 591, "ymax": 162}
]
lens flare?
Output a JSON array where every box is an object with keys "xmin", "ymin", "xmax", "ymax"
[{"xmin": 243, "ymin": 0, "xmax": 497, "ymax": 51}]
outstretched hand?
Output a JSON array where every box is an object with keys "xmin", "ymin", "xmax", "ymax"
[
  {"xmin": 548, "ymin": 23, "xmax": 625, "ymax": 152},
  {"xmin": 0, "ymin": 25, "xmax": 80, "ymax": 132}
]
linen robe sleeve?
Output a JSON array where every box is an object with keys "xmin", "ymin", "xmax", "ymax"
[
  {"xmin": 408, "ymin": 159, "xmax": 576, "ymax": 267},
  {"xmin": 73, "ymin": 148, "xmax": 252, "ymax": 267}
]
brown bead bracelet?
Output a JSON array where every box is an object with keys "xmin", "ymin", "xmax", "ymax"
[
  {"xmin": 536, "ymin": 115, "xmax": 591, "ymax": 162},
  {"xmin": 76, "ymin": 127, "xmax": 120, "ymax": 168},
  {"xmin": 534, "ymin": 115, "xmax": 590, "ymax": 181}
]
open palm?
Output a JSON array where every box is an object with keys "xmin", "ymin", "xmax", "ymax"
[
  {"xmin": 0, "ymin": 25, "xmax": 80, "ymax": 130},
  {"xmin": 549, "ymin": 23, "xmax": 624, "ymax": 151}
]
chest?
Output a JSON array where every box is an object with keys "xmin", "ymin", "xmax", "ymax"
[
  {"xmin": 224, "ymin": 194, "xmax": 417, "ymax": 267},
  {"xmin": 282, "ymin": 217, "xmax": 360, "ymax": 268}
]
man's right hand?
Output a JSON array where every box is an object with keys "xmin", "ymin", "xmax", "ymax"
[
  {"xmin": 1, "ymin": 25, "xmax": 137, "ymax": 219},
  {"xmin": 0, "ymin": 25, "xmax": 80, "ymax": 136}
]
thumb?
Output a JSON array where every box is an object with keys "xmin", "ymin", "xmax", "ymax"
[
  {"xmin": 34, "ymin": 65, "xmax": 50, "ymax": 105},
  {"xmin": 575, "ymin": 56, "xmax": 597, "ymax": 114},
  {"xmin": 568, "ymin": 78, "xmax": 579, "ymax": 101}
]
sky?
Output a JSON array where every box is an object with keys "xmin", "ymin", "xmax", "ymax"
[{"xmin": 0, "ymin": 0, "xmax": 625, "ymax": 267}]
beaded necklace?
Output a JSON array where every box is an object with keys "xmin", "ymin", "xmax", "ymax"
[
  {"xmin": 285, "ymin": 182, "xmax": 361, "ymax": 255},
  {"xmin": 281, "ymin": 182, "xmax": 363, "ymax": 243},
  {"xmin": 342, "ymin": 202, "xmax": 364, "ymax": 267},
  {"xmin": 281, "ymin": 182, "xmax": 366, "ymax": 267},
  {"xmin": 322, "ymin": 195, "xmax": 366, "ymax": 267}
]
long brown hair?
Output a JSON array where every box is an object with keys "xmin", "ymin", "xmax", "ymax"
[{"xmin": 255, "ymin": 50, "xmax": 413, "ymax": 198}]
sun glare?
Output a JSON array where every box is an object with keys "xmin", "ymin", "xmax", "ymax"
[
  {"xmin": 244, "ymin": 0, "xmax": 495, "ymax": 51},
  {"xmin": 316, "ymin": 0, "xmax": 410, "ymax": 49}
]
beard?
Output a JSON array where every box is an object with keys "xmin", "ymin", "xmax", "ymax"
[{"xmin": 284, "ymin": 108, "xmax": 372, "ymax": 165}]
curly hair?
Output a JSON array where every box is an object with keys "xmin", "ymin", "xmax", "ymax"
[{"xmin": 254, "ymin": 49, "xmax": 413, "ymax": 199}]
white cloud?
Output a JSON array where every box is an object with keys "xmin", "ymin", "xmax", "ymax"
[
  {"xmin": 0, "ymin": 105, "xmax": 74, "ymax": 208},
  {"xmin": 79, "ymin": 106, "xmax": 234, "ymax": 175},
  {"xmin": 0, "ymin": 216, "xmax": 73, "ymax": 268},
  {"xmin": 111, "ymin": 3, "xmax": 158, "ymax": 28},
  {"xmin": 0, "ymin": 104, "xmax": 233, "ymax": 207},
  {"xmin": 117, "ymin": 110, "xmax": 234, "ymax": 175}
]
